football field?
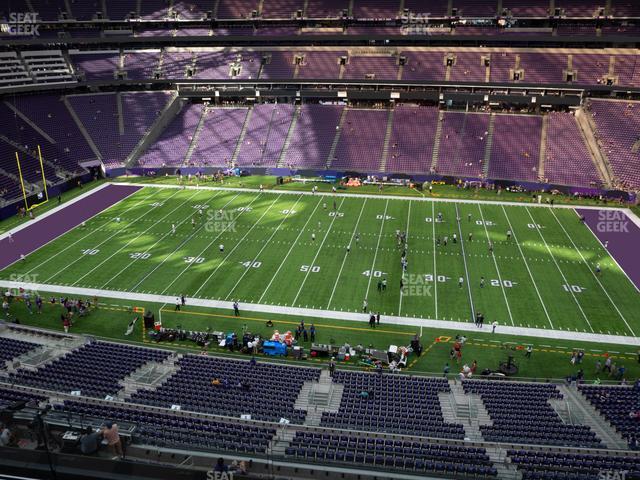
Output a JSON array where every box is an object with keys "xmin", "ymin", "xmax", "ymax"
[{"xmin": 2, "ymin": 184, "xmax": 639, "ymax": 338}]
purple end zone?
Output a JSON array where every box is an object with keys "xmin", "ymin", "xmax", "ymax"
[
  {"xmin": 0, "ymin": 184, "xmax": 142, "ymax": 270},
  {"xmin": 576, "ymin": 208, "xmax": 640, "ymax": 291}
]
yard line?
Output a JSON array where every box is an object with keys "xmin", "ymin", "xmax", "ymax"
[
  {"xmin": 364, "ymin": 199, "xmax": 389, "ymax": 301},
  {"xmin": 477, "ymin": 204, "xmax": 514, "ymax": 326},
  {"xmin": 291, "ymin": 198, "xmax": 346, "ymax": 307},
  {"xmin": 549, "ymin": 208, "xmax": 634, "ymax": 336},
  {"xmin": 21, "ymin": 188, "xmax": 163, "ymax": 276},
  {"xmin": 398, "ymin": 200, "xmax": 412, "ymax": 316},
  {"xmin": 67, "ymin": 190, "xmax": 202, "ymax": 287},
  {"xmin": 431, "ymin": 202, "xmax": 438, "ymax": 319},
  {"xmin": 41, "ymin": 189, "xmax": 181, "ymax": 283},
  {"xmin": 222, "ymin": 194, "xmax": 304, "ymax": 300},
  {"xmin": 120, "ymin": 191, "xmax": 238, "ymax": 291},
  {"xmin": 455, "ymin": 204, "xmax": 475, "ymax": 322},
  {"xmin": 525, "ymin": 207, "xmax": 594, "ymax": 332},
  {"xmin": 326, "ymin": 198, "xmax": 368, "ymax": 309},
  {"xmin": 191, "ymin": 194, "xmax": 283, "ymax": 298},
  {"xmin": 257, "ymin": 198, "xmax": 323, "ymax": 304},
  {"xmin": 501, "ymin": 205, "xmax": 554, "ymax": 329}
]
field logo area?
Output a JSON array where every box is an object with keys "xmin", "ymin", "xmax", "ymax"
[
  {"xmin": 596, "ymin": 211, "xmax": 629, "ymax": 233},
  {"xmin": 0, "ymin": 12, "xmax": 40, "ymax": 36},
  {"xmin": 205, "ymin": 209, "xmax": 237, "ymax": 233}
]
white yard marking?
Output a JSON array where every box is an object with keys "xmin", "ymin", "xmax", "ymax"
[
  {"xmin": 478, "ymin": 204, "xmax": 514, "ymax": 326},
  {"xmin": 455, "ymin": 204, "xmax": 475, "ymax": 321},
  {"xmin": 223, "ymin": 194, "xmax": 304, "ymax": 300},
  {"xmin": 431, "ymin": 202, "xmax": 438, "ymax": 319},
  {"xmin": 398, "ymin": 200, "xmax": 411, "ymax": 316},
  {"xmin": 257, "ymin": 198, "xmax": 323, "ymax": 303},
  {"xmin": 20, "ymin": 188, "xmax": 162, "ymax": 277},
  {"xmin": 550, "ymin": 208, "xmax": 635, "ymax": 336},
  {"xmin": 326, "ymin": 198, "xmax": 368, "ymax": 309},
  {"xmin": 191, "ymin": 195, "xmax": 283, "ymax": 298},
  {"xmin": 364, "ymin": 199, "xmax": 389, "ymax": 301},
  {"xmin": 525, "ymin": 207, "xmax": 594, "ymax": 332},
  {"xmin": 68, "ymin": 190, "xmax": 200, "ymax": 286},
  {"xmin": 120, "ymin": 192, "xmax": 238, "ymax": 290},
  {"xmin": 501, "ymin": 205, "xmax": 554, "ymax": 329},
  {"xmin": 291, "ymin": 198, "xmax": 346, "ymax": 306}
]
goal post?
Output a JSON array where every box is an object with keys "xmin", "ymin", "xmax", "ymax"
[{"xmin": 15, "ymin": 145, "xmax": 49, "ymax": 212}]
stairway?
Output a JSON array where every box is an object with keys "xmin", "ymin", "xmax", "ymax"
[
  {"xmin": 183, "ymin": 105, "xmax": 208, "ymax": 165},
  {"xmin": 124, "ymin": 93, "xmax": 180, "ymax": 167},
  {"xmin": 230, "ymin": 106, "xmax": 253, "ymax": 166},
  {"xmin": 276, "ymin": 105, "xmax": 301, "ymax": 168},
  {"xmin": 64, "ymin": 95, "xmax": 103, "ymax": 162},
  {"xmin": 538, "ymin": 114, "xmax": 549, "ymax": 181},
  {"xmin": 116, "ymin": 92, "xmax": 125, "ymax": 135},
  {"xmin": 379, "ymin": 108, "xmax": 395, "ymax": 171},
  {"xmin": 118, "ymin": 353, "xmax": 182, "ymax": 400},
  {"xmin": 557, "ymin": 384, "xmax": 630, "ymax": 450},
  {"xmin": 430, "ymin": 111, "xmax": 445, "ymax": 172},
  {"xmin": 575, "ymin": 108, "xmax": 613, "ymax": 188},
  {"xmin": 294, "ymin": 369, "xmax": 343, "ymax": 427},
  {"xmin": 482, "ymin": 114, "xmax": 496, "ymax": 178},
  {"xmin": 326, "ymin": 107, "xmax": 348, "ymax": 168}
]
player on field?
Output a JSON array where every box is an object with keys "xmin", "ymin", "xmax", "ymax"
[
  {"xmin": 452, "ymin": 233, "xmax": 457, "ymax": 244},
  {"xmin": 480, "ymin": 276, "xmax": 485, "ymax": 288},
  {"xmin": 191, "ymin": 217, "xmax": 196, "ymax": 228},
  {"xmin": 355, "ymin": 233, "xmax": 360, "ymax": 244},
  {"xmin": 7, "ymin": 233, "xmax": 13, "ymax": 243},
  {"xmin": 382, "ymin": 278, "xmax": 387, "ymax": 291},
  {"xmin": 604, "ymin": 240, "xmax": 609, "ymax": 248},
  {"xmin": 595, "ymin": 263, "xmax": 601, "ymax": 275},
  {"xmin": 171, "ymin": 224, "xmax": 176, "ymax": 235},
  {"xmin": 323, "ymin": 202, "xmax": 327, "ymax": 210},
  {"xmin": 443, "ymin": 236, "xmax": 448, "ymax": 247},
  {"xmin": 436, "ymin": 237, "xmax": 441, "ymax": 247},
  {"xmin": 346, "ymin": 244, "xmax": 351, "ymax": 253},
  {"xmin": 312, "ymin": 233, "xmax": 316, "ymax": 241},
  {"xmin": 468, "ymin": 213, "xmax": 472, "ymax": 222},
  {"xmin": 437, "ymin": 212, "xmax": 443, "ymax": 222},
  {"xmin": 506, "ymin": 230, "xmax": 512, "ymax": 241},
  {"xmin": 468, "ymin": 232, "xmax": 473, "ymax": 242},
  {"xmin": 459, "ymin": 277, "xmax": 464, "ymax": 288},
  {"xmin": 362, "ymin": 299, "xmax": 368, "ymax": 312},
  {"xmin": 488, "ymin": 242, "xmax": 493, "ymax": 253},
  {"xmin": 219, "ymin": 244, "xmax": 224, "ymax": 252}
]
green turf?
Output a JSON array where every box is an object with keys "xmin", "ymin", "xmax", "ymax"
[
  {"xmin": 4, "ymin": 297, "xmax": 639, "ymax": 382},
  {"xmin": 115, "ymin": 175, "xmax": 623, "ymax": 207},
  {"xmin": 2, "ymin": 185, "xmax": 638, "ymax": 338}
]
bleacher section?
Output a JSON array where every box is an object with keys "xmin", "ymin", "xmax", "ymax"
[
  {"xmin": 0, "ymin": 328, "xmax": 637, "ymax": 479},
  {"xmin": 189, "ymin": 107, "xmax": 248, "ymax": 167},
  {"xmin": 129, "ymin": 355, "xmax": 321, "ymax": 423},
  {"xmin": 9, "ymin": 341, "xmax": 170, "ymax": 398},
  {"xmin": 463, "ymin": 380, "xmax": 602, "ymax": 447},
  {"xmin": 508, "ymin": 449, "xmax": 640, "ymax": 480},
  {"xmin": 322, "ymin": 371, "xmax": 465, "ymax": 438},
  {"xmin": 67, "ymin": 92, "xmax": 172, "ymax": 167},
  {"xmin": 579, "ymin": 384, "xmax": 640, "ymax": 448},
  {"xmin": 136, "ymin": 102, "xmax": 203, "ymax": 167},
  {"xmin": 60, "ymin": 400, "xmax": 276, "ymax": 454},
  {"xmin": 588, "ymin": 99, "xmax": 640, "ymax": 190},
  {"xmin": 287, "ymin": 431, "xmax": 498, "ymax": 476},
  {"xmin": 0, "ymin": 337, "xmax": 40, "ymax": 369}
]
